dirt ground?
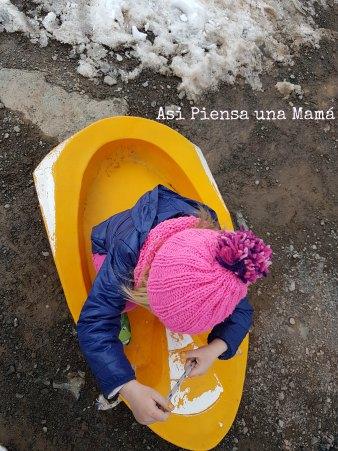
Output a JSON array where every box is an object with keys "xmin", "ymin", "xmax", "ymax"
[{"xmin": 0, "ymin": 6, "xmax": 337, "ymax": 451}]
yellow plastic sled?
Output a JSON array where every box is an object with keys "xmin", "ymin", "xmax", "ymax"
[{"xmin": 34, "ymin": 116, "xmax": 248, "ymax": 450}]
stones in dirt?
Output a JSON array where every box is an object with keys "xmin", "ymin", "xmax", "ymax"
[
  {"xmin": 164, "ymin": 104, "xmax": 181, "ymax": 117},
  {"xmin": 7, "ymin": 365, "xmax": 15, "ymax": 375},
  {"xmin": 289, "ymin": 280, "xmax": 296, "ymax": 291},
  {"xmin": 103, "ymin": 75, "xmax": 117, "ymax": 86},
  {"xmin": 52, "ymin": 371, "xmax": 85, "ymax": 400}
]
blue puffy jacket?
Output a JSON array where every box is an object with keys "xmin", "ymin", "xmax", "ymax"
[{"xmin": 77, "ymin": 185, "xmax": 253, "ymax": 397}]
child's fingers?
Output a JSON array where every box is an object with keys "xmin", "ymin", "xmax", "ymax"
[
  {"xmin": 153, "ymin": 392, "xmax": 172, "ymax": 412},
  {"xmin": 189, "ymin": 364, "xmax": 205, "ymax": 377},
  {"xmin": 151, "ymin": 407, "xmax": 170, "ymax": 422},
  {"xmin": 186, "ymin": 349, "xmax": 198, "ymax": 359},
  {"xmin": 188, "ymin": 367, "xmax": 199, "ymax": 377},
  {"xmin": 185, "ymin": 355, "xmax": 198, "ymax": 369}
]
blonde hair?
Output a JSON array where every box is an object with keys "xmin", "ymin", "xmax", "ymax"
[{"xmin": 123, "ymin": 207, "xmax": 219, "ymax": 309}]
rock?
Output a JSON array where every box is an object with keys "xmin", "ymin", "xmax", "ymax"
[
  {"xmin": 13, "ymin": 125, "xmax": 20, "ymax": 133},
  {"xmin": 52, "ymin": 371, "xmax": 85, "ymax": 400},
  {"xmin": 289, "ymin": 280, "xmax": 296, "ymax": 291},
  {"xmin": 278, "ymin": 392, "xmax": 285, "ymax": 400},
  {"xmin": 289, "ymin": 317, "xmax": 296, "ymax": 325},
  {"xmin": 42, "ymin": 251, "xmax": 49, "ymax": 257},
  {"xmin": 4, "ymin": 133, "xmax": 9, "ymax": 139},
  {"xmin": 142, "ymin": 81, "xmax": 149, "ymax": 87},
  {"xmin": 116, "ymin": 54, "xmax": 123, "ymax": 62},
  {"xmin": 0, "ymin": 69, "xmax": 127, "ymax": 141},
  {"xmin": 151, "ymin": 101, "xmax": 156, "ymax": 107},
  {"xmin": 255, "ymin": 180, "xmax": 260, "ymax": 185},
  {"xmin": 4, "ymin": 204, "xmax": 10, "ymax": 209},
  {"xmin": 13, "ymin": 318, "xmax": 18, "ymax": 327},
  {"xmin": 7, "ymin": 365, "xmax": 15, "ymax": 375},
  {"xmin": 235, "ymin": 211, "xmax": 249, "ymax": 230},
  {"xmin": 243, "ymin": 426, "xmax": 248, "ymax": 434},
  {"xmin": 165, "ymin": 104, "xmax": 181, "ymax": 117},
  {"xmin": 42, "ymin": 426, "xmax": 47, "ymax": 433},
  {"xmin": 278, "ymin": 419, "xmax": 284, "ymax": 427},
  {"xmin": 103, "ymin": 75, "xmax": 117, "ymax": 86}
]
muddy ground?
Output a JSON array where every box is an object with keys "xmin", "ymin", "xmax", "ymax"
[{"xmin": 0, "ymin": 6, "xmax": 337, "ymax": 451}]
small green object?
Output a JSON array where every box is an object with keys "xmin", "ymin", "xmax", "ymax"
[{"xmin": 119, "ymin": 313, "xmax": 131, "ymax": 345}]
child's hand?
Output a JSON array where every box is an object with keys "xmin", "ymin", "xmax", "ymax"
[
  {"xmin": 120, "ymin": 380, "xmax": 172, "ymax": 425},
  {"xmin": 185, "ymin": 339, "xmax": 227, "ymax": 377}
]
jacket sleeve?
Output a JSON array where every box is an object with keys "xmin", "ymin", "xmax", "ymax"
[
  {"xmin": 77, "ymin": 240, "xmax": 136, "ymax": 397},
  {"xmin": 207, "ymin": 297, "xmax": 253, "ymax": 359}
]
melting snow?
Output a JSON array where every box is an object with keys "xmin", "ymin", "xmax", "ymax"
[
  {"xmin": 0, "ymin": 1, "xmax": 328, "ymax": 98},
  {"xmin": 166, "ymin": 330, "xmax": 223, "ymax": 415}
]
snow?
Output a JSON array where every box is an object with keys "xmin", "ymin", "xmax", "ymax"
[
  {"xmin": 0, "ymin": 0, "xmax": 327, "ymax": 99},
  {"xmin": 77, "ymin": 60, "xmax": 98, "ymax": 78},
  {"xmin": 166, "ymin": 330, "xmax": 223, "ymax": 414},
  {"xmin": 276, "ymin": 81, "xmax": 303, "ymax": 98},
  {"xmin": 0, "ymin": 0, "xmax": 37, "ymax": 33},
  {"xmin": 166, "ymin": 331, "xmax": 193, "ymax": 351}
]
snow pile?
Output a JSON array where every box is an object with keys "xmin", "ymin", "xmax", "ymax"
[{"xmin": 0, "ymin": 0, "xmax": 328, "ymax": 99}]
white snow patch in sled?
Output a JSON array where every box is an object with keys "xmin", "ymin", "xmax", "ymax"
[{"xmin": 166, "ymin": 330, "xmax": 223, "ymax": 415}]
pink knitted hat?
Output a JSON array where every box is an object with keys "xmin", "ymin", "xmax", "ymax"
[{"xmin": 134, "ymin": 217, "xmax": 272, "ymax": 334}]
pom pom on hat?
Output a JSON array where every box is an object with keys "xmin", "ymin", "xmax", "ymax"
[{"xmin": 216, "ymin": 229, "xmax": 272, "ymax": 284}]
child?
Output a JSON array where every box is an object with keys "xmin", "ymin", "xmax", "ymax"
[{"xmin": 77, "ymin": 185, "xmax": 272, "ymax": 425}]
